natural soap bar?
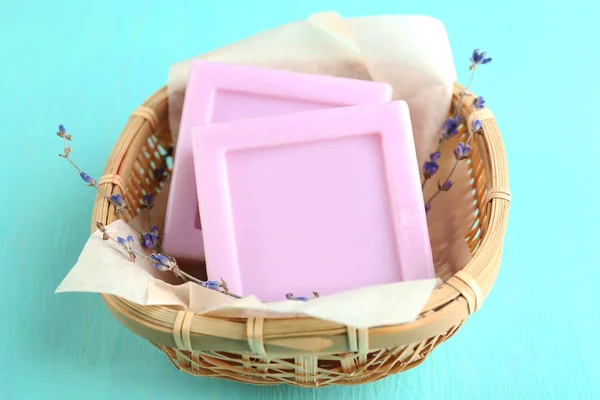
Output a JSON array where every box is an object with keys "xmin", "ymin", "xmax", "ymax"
[
  {"xmin": 191, "ymin": 101, "xmax": 435, "ymax": 301},
  {"xmin": 162, "ymin": 60, "xmax": 392, "ymax": 262}
]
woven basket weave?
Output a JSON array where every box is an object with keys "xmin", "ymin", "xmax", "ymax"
[{"xmin": 91, "ymin": 82, "xmax": 510, "ymax": 387}]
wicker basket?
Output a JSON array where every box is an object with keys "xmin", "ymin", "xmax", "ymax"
[{"xmin": 91, "ymin": 81, "xmax": 510, "ymax": 387}]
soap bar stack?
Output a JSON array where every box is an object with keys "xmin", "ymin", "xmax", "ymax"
[{"xmin": 163, "ymin": 60, "xmax": 434, "ymax": 302}]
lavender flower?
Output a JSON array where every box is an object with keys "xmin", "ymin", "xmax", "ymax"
[
  {"xmin": 473, "ymin": 96, "xmax": 486, "ymax": 109},
  {"xmin": 117, "ymin": 235, "xmax": 134, "ymax": 247},
  {"xmin": 142, "ymin": 194, "xmax": 154, "ymax": 209},
  {"xmin": 202, "ymin": 280, "xmax": 222, "ymax": 291},
  {"xmin": 151, "ymin": 146, "xmax": 173, "ymax": 184},
  {"xmin": 141, "ymin": 226, "xmax": 160, "ymax": 249},
  {"xmin": 439, "ymin": 180, "xmax": 453, "ymax": 191},
  {"xmin": 79, "ymin": 171, "xmax": 96, "ymax": 186},
  {"xmin": 141, "ymin": 233, "xmax": 155, "ymax": 249},
  {"xmin": 56, "ymin": 125, "xmax": 72, "ymax": 140},
  {"xmin": 454, "ymin": 142, "xmax": 471, "ymax": 160},
  {"xmin": 441, "ymin": 116, "xmax": 461, "ymax": 139},
  {"xmin": 96, "ymin": 221, "xmax": 109, "ymax": 241},
  {"xmin": 422, "ymin": 151, "xmax": 442, "ymax": 188},
  {"xmin": 423, "ymin": 161, "xmax": 439, "ymax": 179},
  {"xmin": 153, "ymin": 168, "xmax": 167, "ymax": 182},
  {"xmin": 470, "ymin": 49, "xmax": 492, "ymax": 68},
  {"xmin": 425, "ymin": 203, "xmax": 432, "ymax": 213},
  {"xmin": 286, "ymin": 292, "xmax": 319, "ymax": 301},
  {"xmin": 289, "ymin": 295, "xmax": 309, "ymax": 301},
  {"xmin": 117, "ymin": 235, "xmax": 136, "ymax": 261},
  {"xmin": 150, "ymin": 253, "xmax": 173, "ymax": 272},
  {"xmin": 109, "ymin": 193, "xmax": 125, "ymax": 207},
  {"xmin": 472, "ymin": 119, "xmax": 483, "ymax": 132}
]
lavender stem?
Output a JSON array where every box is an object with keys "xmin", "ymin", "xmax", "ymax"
[{"xmin": 425, "ymin": 159, "xmax": 460, "ymax": 205}]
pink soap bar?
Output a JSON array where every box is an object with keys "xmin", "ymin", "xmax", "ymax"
[
  {"xmin": 191, "ymin": 101, "xmax": 435, "ymax": 302},
  {"xmin": 163, "ymin": 61, "xmax": 393, "ymax": 262}
]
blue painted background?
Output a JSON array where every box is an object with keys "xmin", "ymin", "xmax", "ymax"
[{"xmin": 2, "ymin": 0, "xmax": 598, "ymax": 398}]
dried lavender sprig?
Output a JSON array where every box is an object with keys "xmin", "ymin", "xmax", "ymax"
[
  {"xmin": 152, "ymin": 146, "xmax": 173, "ymax": 184},
  {"xmin": 424, "ymin": 99, "xmax": 484, "ymax": 214},
  {"xmin": 95, "ymin": 221, "xmax": 241, "ymax": 298},
  {"xmin": 61, "ymin": 129, "xmax": 236, "ymax": 297},
  {"xmin": 424, "ymin": 142, "xmax": 471, "ymax": 213},
  {"xmin": 422, "ymin": 49, "xmax": 492, "ymax": 190},
  {"xmin": 466, "ymin": 104, "xmax": 485, "ymax": 144},
  {"xmin": 141, "ymin": 194, "xmax": 154, "ymax": 231},
  {"xmin": 139, "ymin": 193, "xmax": 165, "ymax": 253},
  {"xmin": 57, "ymin": 126, "xmax": 161, "ymax": 250},
  {"xmin": 438, "ymin": 63, "xmax": 478, "ymax": 147},
  {"xmin": 57, "ymin": 135, "xmax": 140, "ymax": 230},
  {"xmin": 62, "ymin": 128, "xmax": 214, "ymax": 294},
  {"xmin": 141, "ymin": 153, "xmax": 172, "ymax": 253},
  {"xmin": 451, "ymin": 49, "xmax": 491, "ymax": 133}
]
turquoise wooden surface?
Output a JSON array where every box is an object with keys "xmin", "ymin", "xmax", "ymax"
[{"xmin": 2, "ymin": 1, "xmax": 599, "ymax": 398}]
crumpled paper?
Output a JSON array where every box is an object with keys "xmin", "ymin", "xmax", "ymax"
[
  {"xmin": 56, "ymin": 12, "xmax": 477, "ymax": 328},
  {"xmin": 56, "ymin": 219, "xmax": 441, "ymax": 328}
]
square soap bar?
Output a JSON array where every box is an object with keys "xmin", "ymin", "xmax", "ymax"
[
  {"xmin": 162, "ymin": 60, "xmax": 393, "ymax": 262},
  {"xmin": 192, "ymin": 101, "xmax": 435, "ymax": 302}
]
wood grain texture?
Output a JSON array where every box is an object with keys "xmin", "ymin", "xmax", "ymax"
[{"xmin": 1, "ymin": 0, "xmax": 599, "ymax": 399}]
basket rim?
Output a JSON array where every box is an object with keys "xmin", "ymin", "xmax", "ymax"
[{"xmin": 94, "ymin": 81, "xmax": 510, "ymax": 355}]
